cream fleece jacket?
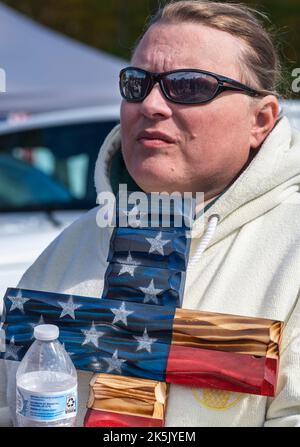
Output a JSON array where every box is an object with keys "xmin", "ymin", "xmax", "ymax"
[{"xmin": 1, "ymin": 116, "xmax": 300, "ymax": 427}]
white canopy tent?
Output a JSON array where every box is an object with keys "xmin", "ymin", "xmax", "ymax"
[{"xmin": 0, "ymin": 3, "xmax": 125, "ymax": 116}]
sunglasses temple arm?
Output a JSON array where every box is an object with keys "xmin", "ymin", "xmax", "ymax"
[{"xmin": 219, "ymin": 84, "xmax": 259, "ymax": 97}]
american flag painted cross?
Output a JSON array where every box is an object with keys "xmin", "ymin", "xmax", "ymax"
[{"xmin": 0, "ymin": 194, "xmax": 284, "ymax": 426}]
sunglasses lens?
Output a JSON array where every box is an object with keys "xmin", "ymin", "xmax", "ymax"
[
  {"xmin": 120, "ymin": 69, "xmax": 150, "ymax": 101},
  {"xmin": 163, "ymin": 72, "xmax": 219, "ymax": 103}
]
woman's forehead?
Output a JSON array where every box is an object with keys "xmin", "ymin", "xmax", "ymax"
[{"xmin": 132, "ymin": 22, "xmax": 244, "ymax": 78}]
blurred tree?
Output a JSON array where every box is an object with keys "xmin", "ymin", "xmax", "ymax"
[{"xmin": 2, "ymin": 0, "xmax": 300, "ymax": 96}]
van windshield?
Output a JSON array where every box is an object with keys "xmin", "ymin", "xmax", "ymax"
[{"xmin": 0, "ymin": 120, "xmax": 118, "ymax": 212}]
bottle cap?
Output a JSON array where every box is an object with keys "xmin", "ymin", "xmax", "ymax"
[{"xmin": 34, "ymin": 324, "xmax": 59, "ymax": 341}]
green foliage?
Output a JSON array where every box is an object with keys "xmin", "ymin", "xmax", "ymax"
[{"xmin": 2, "ymin": 0, "xmax": 300, "ymax": 96}]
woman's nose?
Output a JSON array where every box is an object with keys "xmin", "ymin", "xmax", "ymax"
[{"xmin": 140, "ymin": 83, "xmax": 173, "ymax": 119}]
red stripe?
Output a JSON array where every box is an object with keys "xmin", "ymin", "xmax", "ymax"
[
  {"xmin": 84, "ymin": 409, "xmax": 164, "ymax": 427},
  {"xmin": 166, "ymin": 345, "xmax": 278, "ymax": 396}
]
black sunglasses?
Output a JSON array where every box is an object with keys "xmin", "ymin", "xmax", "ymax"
[{"xmin": 119, "ymin": 66, "xmax": 260, "ymax": 105}]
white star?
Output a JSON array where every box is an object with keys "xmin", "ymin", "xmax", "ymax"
[
  {"xmin": 103, "ymin": 349, "xmax": 126, "ymax": 374},
  {"xmin": 111, "ymin": 301, "xmax": 134, "ymax": 326},
  {"xmin": 139, "ymin": 279, "xmax": 164, "ymax": 304},
  {"xmin": 7, "ymin": 290, "xmax": 30, "ymax": 314},
  {"xmin": 4, "ymin": 336, "xmax": 23, "ymax": 360},
  {"xmin": 81, "ymin": 321, "xmax": 105, "ymax": 348},
  {"xmin": 145, "ymin": 232, "xmax": 170, "ymax": 255},
  {"xmin": 29, "ymin": 315, "xmax": 45, "ymax": 338},
  {"xmin": 134, "ymin": 328, "xmax": 157, "ymax": 353},
  {"xmin": 118, "ymin": 252, "xmax": 141, "ymax": 277},
  {"xmin": 90, "ymin": 356, "xmax": 103, "ymax": 371},
  {"xmin": 58, "ymin": 296, "xmax": 82, "ymax": 320}
]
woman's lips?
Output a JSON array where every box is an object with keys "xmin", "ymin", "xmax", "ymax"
[
  {"xmin": 138, "ymin": 138, "xmax": 174, "ymax": 148},
  {"xmin": 137, "ymin": 130, "xmax": 176, "ymax": 148}
]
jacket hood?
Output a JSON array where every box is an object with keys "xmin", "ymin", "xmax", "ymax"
[{"xmin": 94, "ymin": 117, "xmax": 300, "ymax": 247}]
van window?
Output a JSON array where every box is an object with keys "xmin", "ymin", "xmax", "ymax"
[{"xmin": 0, "ymin": 120, "xmax": 118, "ymax": 211}]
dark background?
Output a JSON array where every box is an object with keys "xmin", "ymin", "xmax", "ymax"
[{"xmin": 3, "ymin": 0, "xmax": 300, "ymax": 97}]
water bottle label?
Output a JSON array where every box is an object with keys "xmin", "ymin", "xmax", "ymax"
[{"xmin": 16, "ymin": 385, "xmax": 77, "ymax": 422}]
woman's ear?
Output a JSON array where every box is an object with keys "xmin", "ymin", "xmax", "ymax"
[{"xmin": 250, "ymin": 96, "xmax": 280, "ymax": 149}]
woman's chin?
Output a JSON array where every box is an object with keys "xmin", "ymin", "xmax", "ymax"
[
  {"xmin": 127, "ymin": 160, "xmax": 182, "ymax": 192},
  {"xmin": 133, "ymin": 176, "xmax": 181, "ymax": 194}
]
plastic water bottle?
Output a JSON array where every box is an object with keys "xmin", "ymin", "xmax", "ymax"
[{"xmin": 16, "ymin": 324, "xmax": 77, "ymax": 427}]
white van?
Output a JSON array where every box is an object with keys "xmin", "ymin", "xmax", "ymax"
[{"xmin": 0, "ymin": 105, "xmax": 120, "ymax": 313}]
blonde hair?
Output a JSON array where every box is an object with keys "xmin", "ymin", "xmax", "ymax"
[{"xmin": 139, "ymin": 0, "xmax": 282, "ymax": 96}]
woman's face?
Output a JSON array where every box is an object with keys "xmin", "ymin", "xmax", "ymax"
[{"xmin": 120, "ymin": 22, "xmax": 257, "ymax": 198}]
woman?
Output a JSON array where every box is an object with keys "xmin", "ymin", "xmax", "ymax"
[{"xmin": 2, "ymin": 1, "xmax": 300, "ymax": 426}]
